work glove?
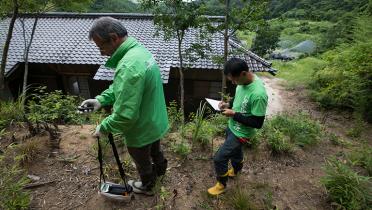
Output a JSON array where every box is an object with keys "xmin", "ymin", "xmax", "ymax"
[
  {"xmin": 93, "ymin": 125, "xmax": 106, "ymax": 138},
  {"xmin": 79, "ymin": 99, "xmax": 101, "ymax": 112}
]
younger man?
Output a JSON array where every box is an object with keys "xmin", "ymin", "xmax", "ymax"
[{"xmin": 208, "ymin": 58, "xmax": 268, "ymax": 195}]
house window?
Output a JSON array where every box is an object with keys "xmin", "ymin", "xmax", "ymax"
[{"xmin": 68, "ymin": 76, "xmax": 90, "ymax": 99}]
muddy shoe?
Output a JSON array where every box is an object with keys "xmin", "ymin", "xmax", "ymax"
[
  {"xmin": 207, "ymin": 182, "xmax": 226, "ymax": 196},
  {"xmin": 127, "ymin": 180, "xmax": 154, "ymax": 196}
]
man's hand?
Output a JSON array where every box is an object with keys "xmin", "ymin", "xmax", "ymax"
[
  {"xmin": 222, "ymin": 109, "xmax": 235, "ymax": 117},
  {"xmin": 218, "ymin": 101, "xmax": 229, "ymax": 110},
  {"xmin": 80, "ymin": 99, "xmax": 101, "ymax": 111},
  {"xmin": 93, "ymin": 125, "xmax": 106, "ymax": 138}
]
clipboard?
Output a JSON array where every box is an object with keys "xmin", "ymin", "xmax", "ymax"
[{"xmin": 205, "ymin": 98, "xmax": 222, "ymax": 111}]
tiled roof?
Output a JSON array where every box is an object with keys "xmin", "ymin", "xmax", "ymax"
[{"xmin": 0, "ymin": 12, "xmax": 276, "ymax": 84}]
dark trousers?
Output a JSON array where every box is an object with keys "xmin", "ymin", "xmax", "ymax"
[
  {"xmin": 213, "ymin": 128, "xmax": 243, "ymax": 185},
  {"xmin": 127, "ymin": 140, "xmax": 167, "ymax": 189}
]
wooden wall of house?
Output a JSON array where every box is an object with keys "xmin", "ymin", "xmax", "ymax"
[
  {"xmin": 7, "ymin": 63, "xmax": 100, "ymax": 99},
  {"xmin": 164, "ymin": 67, "xmax": 235, "ymax": 114}
]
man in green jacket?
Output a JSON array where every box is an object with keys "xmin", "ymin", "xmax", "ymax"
[{"xmin": 80, "ymin": 17, "xmax": 169, "ymax": 195}]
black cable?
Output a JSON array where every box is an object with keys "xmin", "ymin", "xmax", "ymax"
[
  {"xmin": 97, "ymin": 136, "xmax": 105, "ymax": 188},
  {"xmin": 107, "ymin": 133, "xmax": 129, "ymax": 193}
]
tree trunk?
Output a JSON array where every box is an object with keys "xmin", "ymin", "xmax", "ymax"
[
  {"xmin": 22, "ymin": 17, "xmax": 39, "ymax": 98},
  {"xmin": 222, "ymin": 0, "xmax": 230, "ymax": 97},
  {"xmin": 0, "ymin": 0, "xmax": 19, "ymax": 100},
  {"xmin": 177, "ymin": 34, "xmax": 185, "ymax": 123}
]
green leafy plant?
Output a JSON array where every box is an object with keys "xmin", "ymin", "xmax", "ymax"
[
  {"xmin": 26, "ymin": 87, "xmax": 84, "ymax": 143},
  {"xmin": 321, "ymin": 157, "xmax": 372, "ymax": 210}
]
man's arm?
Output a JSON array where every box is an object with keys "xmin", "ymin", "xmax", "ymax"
[
  {"xmin": 96, "ymin": 84, "xmax": 115, "ymax": 106},
  {"xmin": 99, "ymin": 65, "xmax": 145, "ymax": 134},
  {"xmin": 232, "ymin": 114, "xmax": 265, "ymax": 129}
]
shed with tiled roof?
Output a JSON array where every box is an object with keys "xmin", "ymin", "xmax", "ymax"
[{"xmin": 0, "ymin": 12, "xmax": 276, "ymax": 110}]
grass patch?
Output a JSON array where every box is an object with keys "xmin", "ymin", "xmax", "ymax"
[
  {"xmin": 225, "ymin": 182, "xmax": 274, "ymax": 210},
  {"xmin": 321, "ymin": 157, "xmax": 372, "ymax": 210},
  {"xmin": 0, "ymin": 153, "xmax": 31, "ymax": 209},
  {"xmin": 170, "ymin": 138, "xmax": 191, "ymax": 158},
  {"xmin": 15, "ymin": 139, "xmax": 44, "ymax": 164},
  {"xmin": 262, "ymin": 112, "xmax": 323, "ymax": 154},
  {"xmin": 348, "ymin": 146, "xmax": 372, "ymax": 176},
  {"xmin": 272, "ymin": 56, "xmax": 326, "ymax": 89}
]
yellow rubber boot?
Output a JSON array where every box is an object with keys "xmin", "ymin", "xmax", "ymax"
[
  {"xmin": 208, "ymin": 182, "xmax": 226, "ymax": 195},
  {"xmin": 227, "ymin": 168, "xmax": 236, "ymax": 178}
]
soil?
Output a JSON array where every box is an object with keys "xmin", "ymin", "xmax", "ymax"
[{"xmin": 3, "ymin": 76, "xmax": 372, "ymax": 210}]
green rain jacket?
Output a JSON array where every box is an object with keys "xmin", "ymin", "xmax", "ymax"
[{"xmin": 96, "ymin": 37, "xmax": 169, "ymax": 148}]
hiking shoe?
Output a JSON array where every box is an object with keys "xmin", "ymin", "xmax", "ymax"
[
  {"xmin": 207, "ymin": 182, "xmax": 226, "ymax": 196},
  {"xmin": 127, "ymin": 180, "xmax": 154, "ymax": 196}
]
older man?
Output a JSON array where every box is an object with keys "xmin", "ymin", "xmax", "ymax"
[{"xmin": 81, "ymin": 17, "xmax": 169, "ymax": 195}]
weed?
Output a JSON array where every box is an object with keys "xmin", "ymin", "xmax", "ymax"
[
  {"xmin": 266, "ymin": 128, "xmax": 293, "ymax": 154},
  {"xmin": 348, "ymin": 146, "xmax": 372, "ymax": 176},
  {"xmin": 167, "ymin": 100, "xmax": 183, "ymax": 131},
  {"xmin": 226, "ymin": 187, "xmax": 258, "ymax": 210},
  {"xmin": 328, "ymin": 133, "xmax": 351, "ymax": 147},
  {"xmin": 321, "ymin": 157, "xmax": 372, "ymax": 210},
  {"xmin": 171, "ymin": 139, "xmax": 191, "ymax": 158},
  {"xmin": 0, "ymin": 156, "xmax": 30, "ymax": 210},
  {"xmin": 262, "ymin": 112, "xmax": 322, "ymax": 154},
  {"xmin": 15, "ymin": 139, "xmax": 43, "ymax": 164}
]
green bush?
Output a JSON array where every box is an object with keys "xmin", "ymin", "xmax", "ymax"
[
  {"xmin": 27, "ymin": 87, "xmax": 83, "ymax": 125},
  {"xmin": 321, "ymin": 157, "xmax": 372, "ymax": 210}
]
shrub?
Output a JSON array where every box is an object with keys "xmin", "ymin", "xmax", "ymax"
[
  {"xmin": 27, "ymin": 87, "xmax": 83, "ymax": 126},
  {"xmin": 321, "ymin": 157, "xmax": 372, "ymax": 210},
  {"xmin": 310, "ymin": 16, "xmax": 372, "ymax": 122}
]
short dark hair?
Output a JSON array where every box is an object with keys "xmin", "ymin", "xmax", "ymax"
[
  {"xmin": 89, "ymin": 17, "xmax": 128, "ymax": 41},
  {"xmin": 224, "ymin": 58, "xmax": 249, "ymax": 77}
]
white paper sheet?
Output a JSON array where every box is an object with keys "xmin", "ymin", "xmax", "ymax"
[{"xmin": 205, "ymin": 98, "xmax": 221, "ymax": 111}]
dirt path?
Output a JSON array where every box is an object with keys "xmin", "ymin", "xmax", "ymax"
[{"xmin": 25, "ymin": 76, "xmax": 371, "ymax": 210}]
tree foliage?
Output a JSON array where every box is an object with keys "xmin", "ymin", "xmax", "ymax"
[
  {"xmin": 251, "ymin": 22, "xmax": 281, "ymax": 57},
  {"xmin": 310, "ymin": 16, "xmax": 372, "ymax": 122}
]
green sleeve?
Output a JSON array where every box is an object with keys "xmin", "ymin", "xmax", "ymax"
[
  {"xmin": 99, "ymin": 65, "xmax": 145, "ymax": 134},
  {"xmin": 96, "ymin": 84, "xmax": 115, "ymax": 106},
  {"xmin": 251, "ymin": 96, "xmax": 268, "ymax": 117}
]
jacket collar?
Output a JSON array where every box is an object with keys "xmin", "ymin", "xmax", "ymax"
[{"xmin": 105, "ymin": 37, "xmax": 138, "ymax": 69}]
